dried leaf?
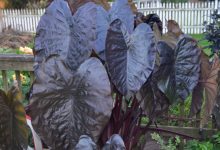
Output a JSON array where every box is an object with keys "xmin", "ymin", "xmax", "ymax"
[
  {"xmin": 161, "ymin": 20, "xmax": 184, "ymax": 49},
  {"xmin": 128, "ymin": 0, "xmax": 138, "ymax": 14},
  {"xmin": 166, "ymin": 20, "xmax": 184, "ymax": 38},
  {"xmin": 201, "ymin": 54, "xmax": 220, "ymax": 127},
  {"xmin": 30, "ymin": 57, "xmax": 113, "ymax": 149},
  {"xmin": 0, "ymin": 87, "xmax": 28, "ymax": 150},
  {"xmin": 106, "ymin": 19, "xmax": 156, "ymax": 97},
  {"xmin": 213, "ymin": 71, "xmax": 220, "ymax": 128},
  {"xmin": 189, "ymin": 51, "xmax": 210, "ymax": 117},
  {"xmin": 161, "ymin": 32, "xmax": 179, "ymax": 49},
  {"xmin": 153, "ymin": 23, "xmax": 162, "ymax": 42}
]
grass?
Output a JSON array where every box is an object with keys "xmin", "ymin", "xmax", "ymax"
[{"xmin": 190, "ymin": 34, "xmax": 212, "ymax": 56}]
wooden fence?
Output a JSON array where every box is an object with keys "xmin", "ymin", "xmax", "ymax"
[
  {"xmin": 0, "ymin": 54, "xmax": 34, "ymax": 91},
  {"xmin": 0, "ymin": 1, "xmax": 219, "ymax": 34}
]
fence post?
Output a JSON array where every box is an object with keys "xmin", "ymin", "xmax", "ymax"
[
  {"xmin": 137, "ymin": 0, "xmax": 141, "ymax": 9},
  {"xmin": 2, "ymin": 70, "xmax": 8, "ymax": 91},
  {"xmin": 215, "ymin": 0, "xmax": 218, "ymax": 10}
]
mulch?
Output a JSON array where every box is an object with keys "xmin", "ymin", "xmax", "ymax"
[{"xmin": 0, "ymin": 26, "xmax": 34, "ymax": 49}]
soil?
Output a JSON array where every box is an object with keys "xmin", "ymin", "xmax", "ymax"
[{"xmin": 0, "ymin": 26, "xmax": 34, "ymax": 49}]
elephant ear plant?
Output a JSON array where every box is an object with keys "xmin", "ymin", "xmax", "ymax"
[{"xmin": 29, "ymin": 0, "xmax": 202, "ymax": 149}]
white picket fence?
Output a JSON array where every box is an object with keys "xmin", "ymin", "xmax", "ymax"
[{"xmin": 0, "ymin": 1, "xmax": 219, "ymax": 34}]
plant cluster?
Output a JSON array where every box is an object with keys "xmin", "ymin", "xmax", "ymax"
[
  {"xmin": 203, "ymin": 10, "xmax": 220, "ymax": 56},
  {"xmin": 151, "ymin": 133, "xmax": 180, "ymax": 150},
  {"xmin": 2, "ymin": 0, "xmax": 220, "ymax": 150}
]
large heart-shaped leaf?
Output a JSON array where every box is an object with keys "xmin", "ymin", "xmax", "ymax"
[
  {"xmin": 106, "ymin": 19, "xmax": 156, "ymax": 97},
  {"xmin": 200, "ymin": 55, "xmax": 220, "ymax": 127},
  {"xmin": 34, "ymin": 0, "xmax": 73, "ymax": 62},
  {"xmin": 35, "ymin": 0, "xmax": 93, "ymax": 70},
  {"xmin": 157, "ymin": 36, "xmax": 200, "ymax": 102},
  {"xmin": 0, "ymin": 87, "xmax": 28, "ymax": 150},
  {"xmin": 35, "ymin": 0, "xmax": 134, "ymax": 64},
  {"xmin": 109, "ymin": 0, "xmax": 134, "ymax": 34},
  {"xmin": 87, "ymin": 4, "xmax": 110, "ymax": 60},
  {"xmin": 93, "ymin": 0, "xmax": 135, "ymax": 60},
  {"xmin": 30, "ymin": 57, "xmax": 113, "ymax": 149}
]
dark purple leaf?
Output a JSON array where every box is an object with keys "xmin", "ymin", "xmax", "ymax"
[
  {"xmin": 34, "ymin": 0, "xmax": 73, "ymax": 62},
  {"xmin": 175, "ymin": 36, "xmax": 200, "ymax": 100},
  {"xmin": 106, "ymin": 19, "xmax": 156, "ymax": 97},
  {"xmin": 30, "ymin": 57, "xmax": 113, "ymax": 149},
  {"xmin": 89, "ymin": 5, "xmax": 110, "ymax": 60},
  {"xmin": 156, "ymin": 41, "xmax": 176, "ymax": 103},
  {"xmin": 103, "ymin": 134, "xmax": 125, "ymax": 150},
  {"xmin": 144, "ymin": 14, "xmax": 163, "ymax": 35},
  {"xmin": 35, "ymin": 0, "xmax": 95, "ymax": 71},
  {"xmin": 154, "ymin": 41, "xmax": 175, "ymax": 80},
  {"xmin": 75, "ymin": 135, "xmax": 97, "ymax": 150},
  {"xmin": 157, "ymin": 36, "xmax": 200, "ymax": 102},
  {"xmin": 189, "ymin": 83, "xmax": 203, "ymax": 117},
  {"xmin": 136, "ymin": 79, "xmax": 169, "ymax": 119},
  {"xmin": 92, "ymin": 0, "xmax": 135, "ymax": 60},
  {"xmin": 109, "ymin": 0, "xmax": 134, "ymax": 34},
  {"xmin": 0, "ymin": 87, "xmax": 28, "ymax": 150}
]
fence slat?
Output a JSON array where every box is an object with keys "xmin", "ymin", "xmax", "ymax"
[
  {"xmin": 2, "ymin": 70, "xmax": 8, "ymax": 91},
  {"xmin": 15, "ymin": 71, "xmax": 21, "ymax": 89}
]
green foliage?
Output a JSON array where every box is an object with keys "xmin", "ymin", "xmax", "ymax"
[
  {"xmin": 185, "ymin": 132, "xmax": 220, "ymax": 150},
  {"xmin": 6, "ymin": 0, "xmax": 28, "ymax": 8},
  {"xmin": 190, "ymin": 34, "xmax": 212, "ymax": 56},
  {"xmin": 141, "ymin": 116, "xmax": 149, "ymax": 125},
  {"xmin": 0, "ymin": 70, "xmax": 31, "ymax": 106},
  {"xmin": 151, "ymin": 133, "xmax": 180, "ymax": 150},
  {"xmin": 0, "ymin": 48, "xmax": 20, "ymax": 54},
  {"xmin": 168, "ymin": 96, "xmax": 191, "ymax": 126},
  {"xmin": 185, "ymin": 140, "xmax": 213, "ymax": 150}
]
